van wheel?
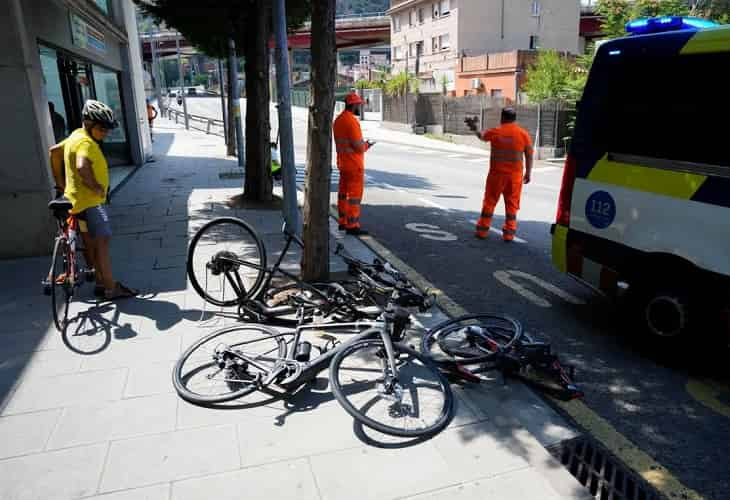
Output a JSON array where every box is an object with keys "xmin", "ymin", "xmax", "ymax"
[{"xmin": 637, "ymin": 286, "xmax": 691, "ymax": 339}]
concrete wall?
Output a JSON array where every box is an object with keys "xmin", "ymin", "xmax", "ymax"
[
  {"xmin": 25, "ymin": 0, "xmax": 124, "ymax": 71},
  {"xmin": 459, "ymin": 0, "xmax": 579, "ymax": 56},
  {"xmin": 0, "ymin": 0, "xmax": 57, "ymax": 257}
]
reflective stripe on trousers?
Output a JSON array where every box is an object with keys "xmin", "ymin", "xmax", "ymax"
[
  {"xmin": 337, "ymin": 168, "xmax": 364, "ymax": 229},
  {"xmin": 475, "ymin": 170, "xmax": 523, "ymax": 240}
]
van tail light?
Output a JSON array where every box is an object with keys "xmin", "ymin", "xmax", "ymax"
[{"xmin": 556, "ymin": 154, "xmax": 577, "ymax": 226}]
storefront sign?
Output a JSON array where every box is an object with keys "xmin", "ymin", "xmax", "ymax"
[{"xmin": 70, "ymin": 13, "xmax": 106, "ymax": 55}]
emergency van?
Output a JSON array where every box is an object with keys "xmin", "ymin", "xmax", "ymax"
[{"xmin": 551, "ymin": 17, "xmax": 730, "ymax": 339}]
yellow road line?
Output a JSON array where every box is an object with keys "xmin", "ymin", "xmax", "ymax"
[
  {"xmin": 686, "ymin": 378, "xmax": 730, "ymax": 419},
  {"xmin": 337, "ymin": 210, "xmax": 704, "ymax": 500}
]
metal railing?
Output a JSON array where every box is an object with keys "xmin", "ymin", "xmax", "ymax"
[
  {"xmin": 167, "ymin": 107, "xmax": 225, "ymax": 137},
  {"xmin": 335, "ymin": 11, "xmax": 388, "ymax": 19}
]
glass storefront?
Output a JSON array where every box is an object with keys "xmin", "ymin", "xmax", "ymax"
[{"xmin": 38, "ymin": 43, "xmax": 131, "ymax": 165}]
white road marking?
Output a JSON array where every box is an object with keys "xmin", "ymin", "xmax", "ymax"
[
  {"xmin": 405, "ymin": 222, "xmax": 458, "ymax": 241},
  {"xmin": 446, "ymin": 154, "xmax": 469, "ymax": 158},
  {"xmin": 417, "ymin": 197, "xmax": 450, "ymax": 211},
  {"xmin": 526, "ymin": 182, "xmax": 559, "ymax": 190},
  {"xmin": 493, "ymin": 270, "xmax": 586, "ymax": 308},
  {"xmin": 468, "ymin": 219, "xmax": 528, "ymax": 243},
  {"xmin": 467, "ymin": 158, "xmax": 487, "ymax": 163},
  {"xmin": 534, "ymin": 165, "xmax": 562, "ymax": 172}
]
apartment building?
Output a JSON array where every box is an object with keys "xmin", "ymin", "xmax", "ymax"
[{"xmin": 388, "ymin": 0, "xmax": 580, "ymax": 93}]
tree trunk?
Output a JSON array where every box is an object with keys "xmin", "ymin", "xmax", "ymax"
[
  {"xmin": 301, "ymin": 0, "xmax": 337, "ymax": 282},
  {"xmin": 243, "ymin": 0, "xmax": 273, "ymax": 201},
  {"xmin": 225, "ymin": 55, "xmax": 236, "ymax": 157}
]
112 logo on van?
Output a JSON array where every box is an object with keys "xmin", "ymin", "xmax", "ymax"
[{"xmin": 585, "ymin": 191, "xmax": 616, "ymax": 229}]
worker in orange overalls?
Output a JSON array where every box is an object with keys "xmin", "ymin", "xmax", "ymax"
[
  {"xmin": 468, "ymin": 108, "xmax": 533, "ymax": 241},
  {"xmin": 333, "ymin": 92, "xmax": 374, "ymax": 236}
]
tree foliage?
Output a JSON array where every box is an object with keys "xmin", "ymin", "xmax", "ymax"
[
  {"xmin": 384, "ymin": 72, "xmax": 418, "ymax": 96},
  {"xmin": 134, "ymin": 0, "xmax": 311, "ymax": 57},
  {"xmin": 594, "ymin": 0, "xmax": 730, "ymax": 39},
  {"xmin": 335, "ymin": 0, "xmax": 388, "ymax": 15},
  {"xmin": 522, "ymin": 50, "xmax": 573, "ymax": 102}
]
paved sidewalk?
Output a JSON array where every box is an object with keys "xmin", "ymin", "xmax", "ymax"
[{"xmin": 0, "ymin": 118, "xmax": 589, "ymax": 500}]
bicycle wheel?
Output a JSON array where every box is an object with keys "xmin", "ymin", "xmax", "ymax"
[
  {"xmin": 187, "ymin": 217, "xmax": 267, "ymax": 307},
  {"xmin": 50, "ymin": 238, "xmax": 71, "ymax": 332},
  {"xmin": 173, "ymin": 324, "xmax": 288, "ymax": 404},
  {"xmin": 330, "ymin": 338, "xmax": 453, "ymax": 438},
  {"xmin": 421, "ymin": 314, "xmax": 523, "ymax": 364}
]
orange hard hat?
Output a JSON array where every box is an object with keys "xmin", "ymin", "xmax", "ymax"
[{"xmin": 345, "ymin": 92, "xmax": 363, "ymax": 105}]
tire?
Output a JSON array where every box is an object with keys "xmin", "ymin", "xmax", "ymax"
[
  {"xmin": 634, "ymin": 284, "xmax": 692, "ymax": 340},
  {"xmin": 50, "ymin": 238, "xmax": 71, "ymax": 332},
  {"xmin": 421, "ymin": 313, "xmax": 523, "ymax": 365},
  {"xmin": 330, "ymin": 339, "xmax": 453, "ymax": 438},
  {"xmin": 187, "ymin": 217, "xmax": 267, "ymax": 307},
  {"xmin": 173, "ymin": 324, "xmax": 287, "ymax": 404}
]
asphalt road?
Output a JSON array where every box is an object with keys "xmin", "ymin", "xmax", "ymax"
[{"xmin": 174, "ymin": 97, "xmax": 730, "ymax": 499}]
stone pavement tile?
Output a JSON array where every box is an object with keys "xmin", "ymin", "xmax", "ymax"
[
  {"xmin": 99, "ymin": 424, "xmax": 240, "ymax": 493},
  {"xmin": 175, "ymin": 389, "xmax": 287, "ymax": 431},
  {"xmin": 401, "ymin": 467, "xmax": 576, "ymax": 500},
  {"xmin": 1, "ymin": 348, "xmax": 83, "ymax": 383},
  {"xmin": 81, "ymin": 483, "xmax": 171, "ymax": 500},
  {"xmin": 123, "ymin": 361, "xmax": 176, "ymax": 398},
  {"xmin": 455, "ymin": 381, "xmax": 580, "ymax": 448},
  {"xmin": 430, "ymin": 421, "xmax": 529, "ymax": 483},
  {"xmin": 448, "ymin": 392, "xmax": 485, "ymax": 429},
  {"xmin": 46, "ymin": 394, "xmax": 178, "ymax": 450},
  {"xmin": 171, "ymin": 458, "xmax": 319, "ymax": 500},
  {"xmin": 230, "ymin": 389, "xmax": 364, "ymax": 467},
  {"xmin": 2, "ymin": 367, "xmax": 127, "ymax": 415},
  {"xmin": 0, "ymin": 408, "xmax": 61, "ymax": 459},
  {"xmin": 0, "ymin": 442, "xmax": 107, "ymax": 500},
  {"xmin": 310, "ymin": 442, "xmax": 453, "ymax": 500},
  {"xmin": 78, "ymin": 335, "xmax": 182, "ymax": 372},
  {"xmin": 0, "ymin": 328, "xmax": 58, "ymax": 356}
]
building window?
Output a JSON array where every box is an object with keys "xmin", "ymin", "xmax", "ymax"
[
  {"xmin": 418, "ymin": 7, "xmax": 425, "ymax": 24},
  {"xmin": 439, "ymin": 34, "xmax": 450, "ymax": 51},
  {"xmin": 531, "ymin": 0, "xmax": 541, "ymax": 17},
  {"xmin": 440, "ymin": 0, "xmax": 450, "ymax": 16},
  {"xmin": 491, "ymin": 89, "xmax": 503, "ymax": 98},
  {"xmin": 409, "ymin": 9, "xmax": 416, "ymax": 27},
  {"xmin": 394, "ymin": 14, "xmax": 401, "ymax": 32},
  {"xmin": 433, "ymin": 2, "xmax": 439, "ymax": 18},
  {"xmin": 94, "ymin": 0, "xmax": 109, "ymax": 14},
  {"xmin": 529, "ymin": 35, "xmax": 540, "ymax": 49},
  {"xmin": 394, "ymin": 46, "xmax": 403, "ymax": 60},
  {"xmin": 432, "ymin": 37, "xmax": 439, "ymax": 52},
  {"xmin": 409, "ymin": 43, "xmax": 416, "ymax": 57}
]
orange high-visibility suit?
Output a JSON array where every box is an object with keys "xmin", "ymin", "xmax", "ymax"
[
  {"xmin": 475, "ymin": 123, "xmax": 533, "ymax": 241},
  {"xmin": 333, "ymin": 109, "xmax": 369, "ymax": 230}
]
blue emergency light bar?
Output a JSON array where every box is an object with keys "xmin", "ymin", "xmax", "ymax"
[{"xmin": 626, "ymin": 16, "xmax": 719, "ymax": 35}]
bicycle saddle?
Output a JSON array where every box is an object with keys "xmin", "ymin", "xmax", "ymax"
[{"xmin": 48, "ymin": 197, "xmax": 72, "ymax": 219}]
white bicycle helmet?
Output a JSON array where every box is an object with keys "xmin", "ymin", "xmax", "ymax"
[{"xmin": 82, "ymin": 99, "xmax": 118, "ymax": 129}]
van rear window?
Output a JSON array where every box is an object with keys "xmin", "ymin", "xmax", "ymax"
[{"xmin": 603, "ymin": 51, "xmax": 730, "ymax": 168}]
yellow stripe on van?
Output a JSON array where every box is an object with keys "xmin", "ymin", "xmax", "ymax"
[
  {"xmin": 680, "ymin": 27, "xmax": 730, "ymax": 55},
  {"xmin": 552, "ymin": 224, "xmax": 568, "ymax": 273},
  {"xmin": 587, "ymin": 154, "xmax": 706, "ymax": 199}
]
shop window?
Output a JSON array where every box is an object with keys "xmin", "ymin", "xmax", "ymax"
[
  {"xmin": 39, "ymin": 46, "xmax": 68, "ymax": 143},
  {"xmin": 92, "ymin": 65, "xmax": 129, "ymax": 165}
]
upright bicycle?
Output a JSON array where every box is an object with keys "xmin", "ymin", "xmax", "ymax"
[
  {"xmin": 173, "ymin": 286, "xmax": 454, "ymax": 438},
  {"xmin": 42, "ymin": 198, "xmax": 91, "ymax": 332}
]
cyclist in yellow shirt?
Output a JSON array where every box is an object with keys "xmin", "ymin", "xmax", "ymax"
[{"xmin": 49, "ymin": 100, "xmax": 137, "ymax": 300}]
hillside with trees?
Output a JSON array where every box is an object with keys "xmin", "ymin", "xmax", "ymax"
[{"xmin": 336, "ymin": 0, "xmax": 388, "ymax": 15}]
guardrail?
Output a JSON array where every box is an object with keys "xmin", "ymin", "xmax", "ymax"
[
  {"xmin": 167, "ymin": 107, "xmax": 225, "ymax": 137},
  {"xmin": 334, "ymin": 11, "xmax": 387, "ymax": 19}
]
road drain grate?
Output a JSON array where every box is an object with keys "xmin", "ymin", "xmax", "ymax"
[{"xmin": 548, "ymin": 437, "xmax": 660, "ymax": 500}]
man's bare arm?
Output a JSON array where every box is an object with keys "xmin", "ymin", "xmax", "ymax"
[
  {"xmin": 76, "ymin": 156, "xmax": 104, "ymax": 196},
  {"xmin": 524, "ymin": 151, "xmax": 533, "ymax": 184}
]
